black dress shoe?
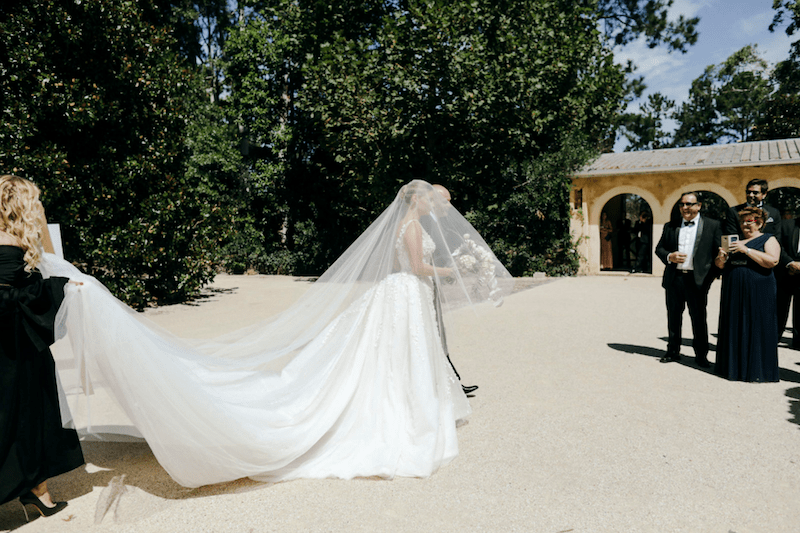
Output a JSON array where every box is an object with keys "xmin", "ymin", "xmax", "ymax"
[
  {"xmin": 695, "ymin": 357, "xmax": 711, "ymax": 368},
  {"xmin": 462, "ymin": 384, "xmax": 478, "ymax": 394},
  {"xmin": 659, "ymin": 353, "xmax": 680, "ymax": 363}
]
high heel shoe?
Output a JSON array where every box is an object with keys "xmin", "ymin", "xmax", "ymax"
[{"xmin": 18, "ymin": 491, "xmax": 68, "ymax": 521}]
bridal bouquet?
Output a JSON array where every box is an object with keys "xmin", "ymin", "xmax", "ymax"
[{"xmin": 451, "ymin": 234, "xmax": 504, "ymax": 307}]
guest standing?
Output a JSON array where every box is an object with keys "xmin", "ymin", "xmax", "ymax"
[
  {"xmin": 723, "ymin": 179, "xmax": 781, "ymax": 240},
  {"xmin": 655, "ymin": 192, "xmax": 721, "ymax": 367},
  {"xmin": 777, "ymin": 213, "xmax": 800, "ymax": 348},
  {"xmin": 0, "ymin": 175, "xmax": 83, "ymax": 519},
  {"xmin": 631, "ymin": 212, "xmax": 652, "ymax": 273},
  {"xmin": 714, "ymin": 207, "xmax": 780, "ymax": 382},
  {"xmin": 600, "ymin": 212, "xmax": 614, "ymax": 270},
  {"xmin": 618, "ymin": 218, "xmax": 632, "ymax": 269}
]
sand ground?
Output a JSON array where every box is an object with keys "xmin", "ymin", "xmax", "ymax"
[{"xmin": 1, "ymin": 273, "xmax": 799, "ymax": 532}]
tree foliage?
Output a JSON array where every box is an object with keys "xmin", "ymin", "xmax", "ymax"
[
  {"xmin": 623, "ymin": 45, "xmax": 775, "ymax": 150},
  {"xmin": 225, "ymin": 0, "xmax": 627, "ymax": 277},
  {"xmin": 753, "ymin": 1, "xmax": 800, "ymax": 140},
  {"xmin": 673, "ymin": 45, "xmax": 771, "ymax": 146},
  {"xmin": 670, "ymin": 66, "xmax": 720, "ymax": 147},
  {"xmin": 594, "ymin": 0, "xmax": 699, "ymax": 52},
  {"xmin": 1, "ymin": 0, "xmax": 702, "ymax": 291},
  {"xmin": 0, "ymin": 0, "xmax": 235, "ymax": 307},
  {"xmin": 771, "ymin": 0, "xmax": 800, "ymax": 54},
  {"xmin": 623, "ymin": 0, "xmax": 800, "ymax": 150},
  {"xmin": 619, "ymin": 92, "xmax": 675, "ymax": 150}
]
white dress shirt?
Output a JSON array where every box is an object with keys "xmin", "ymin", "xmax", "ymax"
[{"xmin": 677, "ymin": 214, "xmax": 700, "ymax": 271}]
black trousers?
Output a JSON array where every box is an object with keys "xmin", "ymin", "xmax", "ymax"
[
  {"xmin": 777, "ymin": 272, "xmax": 800, "ymax": 347},
  {"xmin": 665, "ymin": 271, "xmax": 710, "ymax": 358},
  {"xmin": 433, "ymin": 281, "xmax": 460, "ymax": 379},
  {"xmin": 635, "ymin": 240, "xmax": 651, "ymax": 272}
]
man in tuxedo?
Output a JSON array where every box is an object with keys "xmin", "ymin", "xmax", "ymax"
[
  {"xmin": 723, "ymin": 179, "xmax": 782, "ymax": 240},
  {"xmin": 425, "ymin": 184, "xmax": 478, "ymax": 395},
  {"xmin": 631, "ymin": 211, "xmax": 652, "ymax": 273},
  {"xmin": 778, "ymin": 215, "xmax": 800, "ymax": 348},
  {"xmin": 655, "ymin": 192, "xmax": 722, "ymax": 367}
]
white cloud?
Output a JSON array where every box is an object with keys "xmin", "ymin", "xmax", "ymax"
[
  {"xmin": 655, "ymin": 83, "xmax": 692, "ymax": 104},
  {"xmin": 614, "ymin": 35, "xmax": 696, "ymax": 107},
  {"xmin": 738, "ymin": 11, "xmax": 774, "ymax": 37},
  {"xmin": 759, "ymin": 29, "xmax": 794, "ymax": 66},
  {"xmin": 668, "ymin": 0, "xmax": 713, "ymax": 21},
  {"xmin": 614, "ymin": 36, "xmax": 687, "ymax": 79}
]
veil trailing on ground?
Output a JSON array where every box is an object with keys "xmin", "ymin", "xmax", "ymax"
[{"xmin": 40, "ymin": 179, "xmax": 515, "ymax": 486}]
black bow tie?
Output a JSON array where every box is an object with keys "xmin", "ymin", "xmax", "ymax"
[{"xmin": 683, "ymin": 221, "xmax": 695, "ymax": 227}]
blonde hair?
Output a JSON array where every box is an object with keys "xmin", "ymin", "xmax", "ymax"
[
  {"xmin": 0, "ymin": 174, "xmax": 45, "ymax": 272},
  {"xmin": 399, "ymin": 181, "xmax": 433, "ymax": 204}
]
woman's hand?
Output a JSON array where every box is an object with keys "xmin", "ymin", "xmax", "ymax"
[
  {"xmin": 728, "ymin": 240, "xmax": 747, "ymax": 255},
  {"xmin": 439, "ymin": 267, "xmax": 454, "ymax": 283},
  {"xmin": 715, "ymin": 247, "xmax": 728, "ymax": 269}
]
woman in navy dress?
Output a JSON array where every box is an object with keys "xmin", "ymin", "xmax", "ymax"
[
  {"xmin": 714, "ymin": 206, "xmax": 781, "ymax": 382},
  {"xmin": 0, "ymin": 175, "xmax": 83, "ymax": 519}
]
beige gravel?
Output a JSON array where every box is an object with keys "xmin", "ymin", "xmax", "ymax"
[{"xmin": 2, "ymin": 273, "xmax": 800, "ymax": 532}]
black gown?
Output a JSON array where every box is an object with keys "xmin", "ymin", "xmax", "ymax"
[
  {"xmin": 0, "ymin": 245, "xmax": 84, "ymax": 504},
  {"xmin": 715, "ymin": 234, "xmax": 780, "ymax": 382}
]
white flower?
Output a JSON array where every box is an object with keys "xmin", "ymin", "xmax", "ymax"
[
  {"xmin": 457, "ymin": 255, "xmax": 477, "ymax": 270},
  {"xmin": 451, "ymin": 235, "xmax": 504, "ymax": 306}
]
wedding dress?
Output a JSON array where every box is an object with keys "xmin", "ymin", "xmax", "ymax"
[{"xmin": 41, "ymin": 180, "xmax": 513, "ymax": 487}]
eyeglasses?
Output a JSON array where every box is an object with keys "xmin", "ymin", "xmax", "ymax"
[
  {"xmin": 679, "ymin": 202, "xmax": 698, "ymax": 207},
  {"xmin": 741, "ymin": 219, "xmax": 760, "ymax": 225}
]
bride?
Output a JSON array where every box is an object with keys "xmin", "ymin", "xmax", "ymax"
[{"xmin": 39, "ymin": 179, "xmax": 513, "ymax": 487}]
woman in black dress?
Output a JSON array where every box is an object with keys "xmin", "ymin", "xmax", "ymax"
[
  {"xmin": 0, "ymin": 174, "xmax": 83, "ymax": 518},
  {"xmin": 714, "ymin": 206, "xmax": 781, "ymax": 382}
]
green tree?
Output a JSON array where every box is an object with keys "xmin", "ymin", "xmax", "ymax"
[
  {"xmin": 671, "ymin": 66, "xmax": 720, "ymax": 146},
  {"xmin": 467, "ymin": 132, "xmax": 596, "ymax": 276},
  {"xmin": 619, "ymin": 92, "xmax": 675, "ymax": 150},
  {"xmin": 715, "ymin": 45, "xmax": 772, "ymax": 141},
  {"xmin": 671, "ymin": 45, "xmax": 771, "ymax": 146},
  {"xmin": 751, "ymin": 1, "xmax": 800, "ymax": 140},
  {"xmin": 771, "ymin": 0, "xmax": 800, "ymax": 55},
  {"xmin": 752, "ymin": 94, "xmax": 800, "ymax": 140},
  {"xmin": 594, "ymin": 0, "xmax": 699, "ymax": 52},
  {"xmin": 0, "ymin": 0, "xmax": 232, "ymax": 307},
  {"xmin": 225, "ymin": 0, "xmax": 628, "ymax": 276}
]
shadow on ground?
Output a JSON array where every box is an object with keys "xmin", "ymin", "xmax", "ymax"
[
  {"xmin": 787, "ymin": 387, "xmax": 800, "ymax": 428},
  {"xmin": 0, "ymin": 440, "xmax": 268, "ymax": 530}
]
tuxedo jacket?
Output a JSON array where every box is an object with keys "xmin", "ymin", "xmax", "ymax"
[
  {"xmin": 779, "ymin": 216, "xmax": 800, "ymax": 268},
  {"xmin": 724, "ymin": 202, "xmax": 782, "ymax": 241},
  {"xmin": 632, "ymin": 220, "xmax": 652, "ymax": 244},
  {"xmin": 656, "ymin": 216, "xmax": 722, "ymax": 290}
]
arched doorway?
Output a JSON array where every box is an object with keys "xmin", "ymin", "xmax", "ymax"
[
  {"xmin": 769, "ymin": 186, "xmax": 800, "ymax": 221},
  {"xmin": 600, "ymin": 194, "xmax": 653, "ymax": 273}
]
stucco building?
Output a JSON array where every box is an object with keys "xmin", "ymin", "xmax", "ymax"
[{"xmin": 571, "ymin": 138, "xmax": 800, "ymax": 276}]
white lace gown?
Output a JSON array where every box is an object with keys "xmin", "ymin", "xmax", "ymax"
[{"xmin": 43, "ymin": 220, "xmax": 469, "ymax": 487}]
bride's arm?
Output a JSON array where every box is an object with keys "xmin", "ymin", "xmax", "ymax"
[{"xmin": 403, "ymin": 220, "xmax": 452, "ymax": 278}]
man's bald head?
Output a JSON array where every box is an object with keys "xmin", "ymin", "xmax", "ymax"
[{"xmin": 432, "ymin": 184, "xmax": 451, "ymax": 203}]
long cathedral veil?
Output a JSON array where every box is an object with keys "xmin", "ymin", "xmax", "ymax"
[{"xmin": 40, "ymin": 179, "xmax": 515, "ymax": 486}]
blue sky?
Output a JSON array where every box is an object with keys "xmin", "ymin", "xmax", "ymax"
[{"xmin": 613, "ymin": 0, "xmax": 795, "ymax": 150}]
